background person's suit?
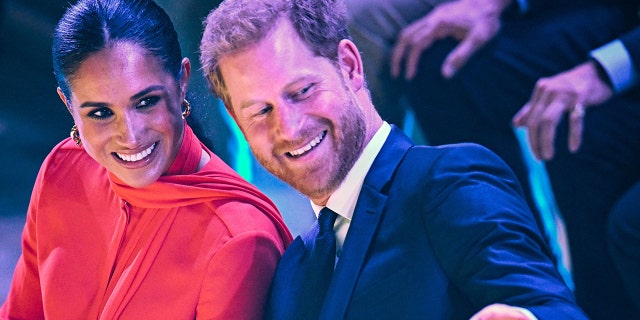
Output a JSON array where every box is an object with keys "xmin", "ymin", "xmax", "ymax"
[{"xmin": 405, "ymin": 1, "xmax": 640, "ymax": 317}]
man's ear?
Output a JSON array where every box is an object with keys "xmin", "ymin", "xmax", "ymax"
[
  {"xmin": 337, "ymin": 39, "xmax": 365, "ymax": 92},
  {"xmin": 57, "ymin": 87, "xmax": 73, "ymax": 115}
]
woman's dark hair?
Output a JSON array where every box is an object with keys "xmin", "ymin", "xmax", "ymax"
[{"xmin": 53, "ymin": 0, "xmax": 182, "ymax": 99}]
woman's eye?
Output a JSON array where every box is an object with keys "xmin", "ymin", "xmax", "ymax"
[
  {"xmin": 88, "ymin": 108, "xmax": 113, "ymax": 119},
  {"xmin": 138, "ymin": 96, "xmax": 160, "ymax": 108}
]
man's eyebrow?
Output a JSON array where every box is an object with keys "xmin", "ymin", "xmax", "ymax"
[{"xmin": 237, "ymin": 75, "xmax": 318, "ymax": 110}]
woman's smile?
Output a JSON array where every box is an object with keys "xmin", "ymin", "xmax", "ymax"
[{"xmin": 114, "ymin": 142, "xmax": 157, "ymax": 162}]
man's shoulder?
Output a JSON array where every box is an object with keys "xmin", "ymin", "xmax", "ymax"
[
  {"xmin": 406, "ymin": 142, "xmax": 503, "ymax": 164},
  {"xmin": 389, "ymin": 142, "xmax": 509, "ymax": 188}
]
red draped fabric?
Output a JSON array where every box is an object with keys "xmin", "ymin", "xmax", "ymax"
[{"xmin": 1, "ymin": 124, "xmax": 292, "ymax": 319}]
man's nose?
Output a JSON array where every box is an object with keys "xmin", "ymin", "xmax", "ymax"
[{"xmin": 272, "ymin": 101, "xmax": 302, "ymax": 140}]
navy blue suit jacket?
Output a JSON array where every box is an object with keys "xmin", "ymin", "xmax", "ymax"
[{"xmin": 267, "ymin": 126, "xmax": 586, "ymax": 319}]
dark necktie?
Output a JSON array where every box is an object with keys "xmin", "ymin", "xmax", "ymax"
[
  {"xmin": 313, "ymin": 207, "xmax": 339, "ymax": 273},
  {"xmin": 265, "ymin": 207, "xmax": 338, "ymax": 320},
  {"xmin": 304, "ymin": 207, "xmax": 339, "ymax": 317}
]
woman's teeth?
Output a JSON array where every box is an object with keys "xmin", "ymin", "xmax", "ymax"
[
  {"xmin": 116, "ymin": 143, "xmax": 155, "ymax": 162},
  {"xmin": 289, "ymin": 131, "xmax": 325, "ymax": 157}
]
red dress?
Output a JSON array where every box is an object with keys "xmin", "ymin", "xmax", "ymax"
[{"xmin": 0, "ymin": 125, "xmax": 292, "ymax": 319}]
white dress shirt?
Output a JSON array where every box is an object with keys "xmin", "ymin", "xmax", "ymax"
[{"xmin": 310, "ymin": 121, "xmax": 391, "ymax": 257}]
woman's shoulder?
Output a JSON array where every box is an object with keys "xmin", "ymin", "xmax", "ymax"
[
  {"xmin": 44, "ymin": 137, "xmax": 93, "ymax": 163},
  {"xmin": 38, "ymin": 137, "xmax": 106, "ymax": 182},
  {"xmin": 30, "ymin": 138, "xmax": 112, "ymax": 215},
  {"xmin": 208, "ymin": 199, "xmax": 289, "ymax": 252},
  {"xmin": 197, "ymin": 194, "xmax": 289, "ymax": 246}
]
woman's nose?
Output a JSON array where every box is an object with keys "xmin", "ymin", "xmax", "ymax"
[{"xmin": 117, "ymin": 112, "xmax": 141, "ymax": 146}]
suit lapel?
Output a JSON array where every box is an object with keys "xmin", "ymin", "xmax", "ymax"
[
  {"xmin": 320, "ymin": 126, "xmax": 413, "ymax": 319},
  {"xmin": 266, "ymin": 236, "xmax": 309, "ymax": 319}
]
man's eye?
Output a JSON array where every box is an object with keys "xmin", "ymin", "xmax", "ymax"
[
  {"xmin": 138, "ymin": 96, "xmax": 160, "ymax": 108},
  {"xmin": 257, "ymin": 105, "xmax": 273, "ymax": 116},
  {"xmin": 292, "ymin": 83, "xmax": 314, "ymax": 100},
  {"xmin": 88, "ymin": 108, "xmax": 113, "ymax": 119},
  {"xmin": 299, "ymin": 85, "xmax": 311, "ymax": 95}
]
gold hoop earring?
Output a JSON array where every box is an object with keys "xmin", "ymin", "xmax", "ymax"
[
  {"xmin": 182, "ymin": 99, "xmax": 191, "ymax": 119},
  {"xmin": 70, "ymin": 124, "xmax": 82, "ymax": 146}
]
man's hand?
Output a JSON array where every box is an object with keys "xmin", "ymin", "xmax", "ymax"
[
  {"xmin": 391, "ymin": 0, "xmax": 511, "ymax": 80},
  {"xmin": 469, "ymin": 303, "xmax": 532, "ymax": 320},
  {"xmin": 512, "ymin": 61, "xmax": 614, "ymax": 160}
]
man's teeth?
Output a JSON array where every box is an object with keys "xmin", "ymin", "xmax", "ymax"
[
  {"xmin": 117, "ymin": 143, "xmax": 155, "ymax": 162},
  {"xmin": 289, "ymin": 132, "xmax": 324, "ymax": 157}
]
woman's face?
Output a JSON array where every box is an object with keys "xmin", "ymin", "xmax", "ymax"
[{"xmin": 60, "ymin": 42, "xmax": 190, "ymax": 188}]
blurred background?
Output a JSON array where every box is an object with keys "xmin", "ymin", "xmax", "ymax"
[{"xmin": 0, "ymin": 0, "xmax": 313, "ymax": 303}]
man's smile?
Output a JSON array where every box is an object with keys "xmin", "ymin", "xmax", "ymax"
[{"xmin": 287, "ymin": 131, "xmax": 326, "ymax": 158}]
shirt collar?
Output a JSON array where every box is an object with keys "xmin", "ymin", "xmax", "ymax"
[{"xmin": 311, "ymin": 121, "xmax": 391, "ymax": 219}]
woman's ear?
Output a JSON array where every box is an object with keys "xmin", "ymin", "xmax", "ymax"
[
  {"xmin": 179, "ymin": 58, "xmax": 192, "ymax": 100},
  {"xmin": 57, "ymin": 87, "xmax": 73, "ymax": 115},
  {"xmin": 337, "ymin": 39, "xmax": 365, "ymax": 92}
]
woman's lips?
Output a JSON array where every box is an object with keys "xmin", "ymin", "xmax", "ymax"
[{"xmin": 115, "ymin": 142, "xmax": 157, "ymax": 162}]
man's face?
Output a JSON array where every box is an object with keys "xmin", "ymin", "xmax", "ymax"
[{"xmin": 219, "ymin": 19, "xmax": 366, "ymax": 204}]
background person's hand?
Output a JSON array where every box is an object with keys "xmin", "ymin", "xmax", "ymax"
[
  {"xmin": 469, "ymin": 303, "xmax": 532, "ymax": 320},
  {"xmin": 513, "ymin": 61, "xmax": 614, "ymax": 160},
  {"xmin": 391, "ymin": 0, "xmax": 511, "ymax": 80}
]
